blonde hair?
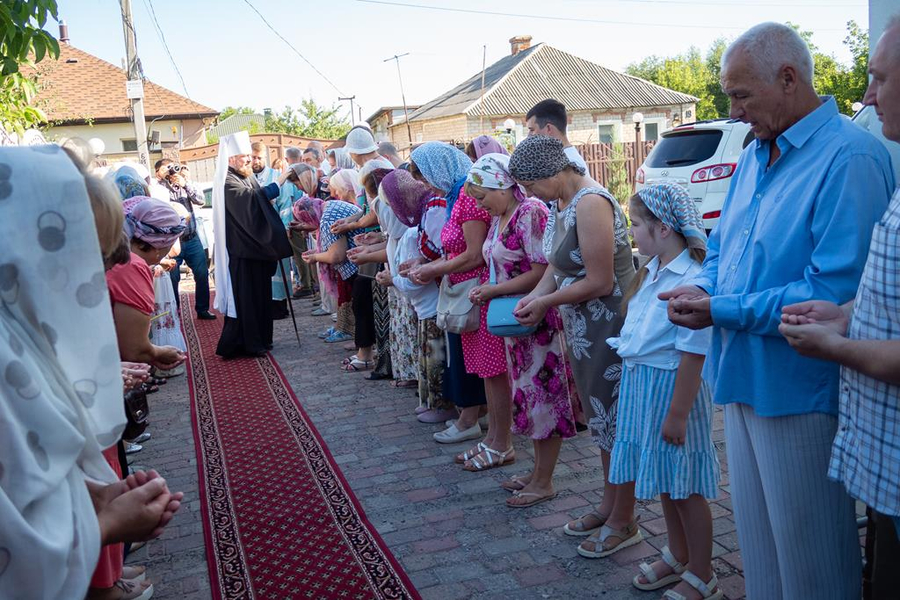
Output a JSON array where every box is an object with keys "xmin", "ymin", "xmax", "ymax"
[
  {"xmin": 621, "ymin": 194, "xmax": 705, "ymax": 315},
  {"xmin": 85, "ymin": 173, "xmax": 125, "ymax": 260}
]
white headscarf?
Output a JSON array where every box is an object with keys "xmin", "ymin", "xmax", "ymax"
[
  {"xmin": 212, "ymin": 131, "xmax": 252, "ymax": 318},
  {"xmin": 0, "ymin": 145, "xmax": 127, "ymax": 598}
]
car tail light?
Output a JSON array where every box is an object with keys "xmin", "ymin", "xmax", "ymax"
[
  {"xmin": 702, "ymin": 210, "xmax": 721, "ymax": 220},
  {"xmin": 691, "ymin": 163, "xmax": 736, "ymax": 183},
  {"xmin": 635, "ymin": 168, "xmax": 645, "ymax": 184}
]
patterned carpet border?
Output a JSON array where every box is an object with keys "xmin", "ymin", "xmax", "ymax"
[{"xmin": 181, "ymin": 293, "xmax": 420, "ymax": 600}]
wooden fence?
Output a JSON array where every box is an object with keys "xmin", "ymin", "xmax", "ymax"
[
  {"xmin": 577, "ymin": 140, "xmax": 656, "ymax": 190},
  {"xmin": 178, "ymin": 133, "xmax": 341, "ymax": 182}
]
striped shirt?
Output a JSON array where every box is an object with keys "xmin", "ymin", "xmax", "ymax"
[{"xmin": 828, "ymin": 188, "xmax": 900, "ymax": 516}]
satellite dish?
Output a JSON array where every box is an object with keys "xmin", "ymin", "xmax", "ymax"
[{"xmin": 88, "ymin": 137, "xmax": 105, "ymax": 156}]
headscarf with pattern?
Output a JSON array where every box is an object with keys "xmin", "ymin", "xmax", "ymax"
[
  {"xmin": 466, "ymin": 153, "xmax": 526, "ymax": 202},
  {"xmin": 509, "ymin": 134, "xmax": 585, "ymax": 181},
  {"xmin": 292, "ymin": 197, "xmax": 325, "ymax": 230},
  {"xmin": 380, "ymin": 169, "xmax": 435, "ymax": 227},
  {"xmin": 123, "ymin": 197, "xmax": 185, "ymax": 248},
  {"xmin": 327, "ymin": 168, "xmax": 362, "ymax": 200},
  {"xmin": 470, "ymin": 135, "xmax": 508, "ymax": 159},
  {"xmin": 410, "ymin": 142, "xmax": 473, "ymax": 216},
  {"xmin": 636, "ymin": 183, "xmax": 707, "ymax": 250},
  {"xmin": 110, "ymin": 165, "xmax": 149, "ymax": 199}
]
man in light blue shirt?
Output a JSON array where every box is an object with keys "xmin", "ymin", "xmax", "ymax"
[{"xmin": 661, "ymin": 22, "xmax": 895, "ymax": 600}]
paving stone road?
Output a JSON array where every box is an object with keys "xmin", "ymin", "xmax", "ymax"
[{"xmin": 133, "ymin": 293, "xmax": 762, "ymax": 599}]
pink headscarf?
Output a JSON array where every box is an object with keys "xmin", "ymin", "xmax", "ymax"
[
  {"xmin": 123, "ymin": 196, "xmax": 185, "ymax": 248},
  {"xmin": 471, "ymin": 135, "xmax": 509, "ymax": 159}
]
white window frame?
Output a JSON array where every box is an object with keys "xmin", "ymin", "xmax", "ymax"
[
  {"xmin": 640, "ymin": 117, "xmax": 667, "ymax": 142},
  {"xmin": 595, "ymin": 120, "xmax": 622, "ymax": 145}
]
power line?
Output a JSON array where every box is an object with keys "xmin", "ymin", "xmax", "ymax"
[
  {"xmin": 241, "ymin": 0, "xmax": 346, "ymax": 96},
  {"xmin": 558, "ymin": 0, "xmax": 864, "ymax": 6},
  {"xmin": 141, "ymin": 0, "xmax": 191, "ymax": 99},
  {"xmin": 352, "ymin": 0, "xmax": 855, "ymax": 31}
]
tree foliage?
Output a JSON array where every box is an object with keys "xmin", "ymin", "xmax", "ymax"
[
  {"xmin": 1, "ymin": 1, "xmax": 60, "ymax": 135},
  {"xmin": 626, "ymin": 21, "xmax": 868, "ymax": 118},
  {"xmin": 218, "ymin": 105, "xmax": 257, "ymax": 120},
  {"xmin": 264, "ymin": 99, "xmax": 351, "ymax": 139}
]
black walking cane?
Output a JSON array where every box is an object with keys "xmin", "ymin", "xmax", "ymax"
[{"xmin": 279, "ymin": 260, "xmax": 302, "ymax": 348}]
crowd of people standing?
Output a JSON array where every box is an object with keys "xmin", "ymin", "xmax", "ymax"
[{"xmin": 2, "ymin": 16, "xmax": 899, "ymax": 600}]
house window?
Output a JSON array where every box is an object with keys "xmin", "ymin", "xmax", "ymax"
[
  {"xmin": 644, "ymin": 122, "xmax": 660, "ymax": 142},
  {"xmin": 596, "ymin": 120, "xmax": 622, "ymax": 145},
  {"xmin": 122, "ymin": 139, "xmax": 137, "ymax": 152}
]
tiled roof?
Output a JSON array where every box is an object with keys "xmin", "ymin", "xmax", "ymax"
[
  {"xmin": 32, "ymin": 44, "xmax": 218, "ymax": 124},
  {"xmin": 408, "ymin": 44, "xmax": 698, "ymax": 122}
]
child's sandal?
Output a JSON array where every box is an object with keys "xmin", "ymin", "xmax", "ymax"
[
  {"xmin": 632, "ymin": 545, "xmax": 686, "ymax": 591},
  {"xmin": 663, "ymin": 571, "xmax": 723, "ymax": 600}
]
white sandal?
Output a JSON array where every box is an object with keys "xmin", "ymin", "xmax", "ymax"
[
  {"xmin": 633, "ymin": 545, "xmax": 685, "ymax": 591},
  {"xmin": 663, "ymin": 571, "xmax": 723, "ymax": 600},
  {"xmin": 463, "ymin": 446, "xmax": 515, "ymax": 471}
]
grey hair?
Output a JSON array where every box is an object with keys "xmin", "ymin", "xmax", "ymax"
[
  {"xmin": 303, "ymin": 147, "xmax": 322, "ymax": 160},
  {"xmin": 285, "ymin": 146, "xmax": 302, "ymax": 160},
  {"xmin": 722, "ymin": 22, "xmax": 814, "ymax": 84}
]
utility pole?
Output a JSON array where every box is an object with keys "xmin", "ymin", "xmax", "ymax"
[
  {"xmin": 339, "ymin": 96, "xmax": 356, "ymax": 125},
  {"xmin": 120, "ymin": 0, "xmax": 150, "ymax": 172},
  {"xmin": 384, "ymin": 53, "xmax": 413, "ymax": 147}
]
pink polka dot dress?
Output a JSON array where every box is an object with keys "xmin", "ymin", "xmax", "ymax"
[{"xmin": 441, "ymin": 190, "xmax": 507, "ymax": 378}]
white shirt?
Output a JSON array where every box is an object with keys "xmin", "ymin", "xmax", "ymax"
[
  {"xmin": 564, "ymin": 145, "xmax": 589, "ymax": 173},
  {"xmin": 393, "ymin": 227, "xmax": 439, "ymax": 319},
  {"xmin": 608, "ymin": 249, "xmax": 711, "ymax": 370}
]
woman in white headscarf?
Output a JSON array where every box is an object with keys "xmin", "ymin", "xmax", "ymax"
[{"xmin": 0, "ymin": 146, "xmax": 182, "ymax": 600}]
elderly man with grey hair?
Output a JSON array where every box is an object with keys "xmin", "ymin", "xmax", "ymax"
[
  {"xmin": 282, "ymin": 146, "xmax": 317, "ymax": 298},
  {"xmin": 661, "ymin": 21, "xmax": 895, "ymax": 599}
]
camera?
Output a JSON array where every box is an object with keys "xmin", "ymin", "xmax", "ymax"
[{"xmin": 166, "ymin": 164, "xmax": 183, "ymax": 175}]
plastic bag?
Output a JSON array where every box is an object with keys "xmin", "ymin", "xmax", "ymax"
[{"xmin": 150, "ymin": 271, "xmax": 186, "ymax": 351}]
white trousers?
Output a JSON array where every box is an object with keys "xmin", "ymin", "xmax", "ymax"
[{"xmin": 725, "ymin": 403, "xmax": 861, "ymax": 600}]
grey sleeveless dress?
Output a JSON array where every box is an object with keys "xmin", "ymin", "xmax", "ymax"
[{"xmin": 544, "ymin": 186, "xmax": 635, "ymax": 452}]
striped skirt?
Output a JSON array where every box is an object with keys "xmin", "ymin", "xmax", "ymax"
[{"xmin": 609, "ymin": 361, "xmax": 720, "ymax": 500}]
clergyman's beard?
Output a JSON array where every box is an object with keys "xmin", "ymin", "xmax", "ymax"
[{"xmin": 236, "ymin": 165, "xmax": 253, "ymax": 178}]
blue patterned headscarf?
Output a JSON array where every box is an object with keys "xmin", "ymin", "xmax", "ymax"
[
  {"xmin": 410, "ymin": 142, "xmax": 473, "ymax": 216},
  {"xmin": 636, "ymin": 183, "xmax": 706, "ymax": 250},
  {"xmin": 110, "ymin": 165, "xmax": 149, "ymax": 199}
]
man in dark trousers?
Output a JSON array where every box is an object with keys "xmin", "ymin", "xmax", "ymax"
[{"xmin": 212, "ymin": 131, "xmax": 292, "ymax": 358}]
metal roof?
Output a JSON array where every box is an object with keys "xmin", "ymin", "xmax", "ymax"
[
  {"xmin": 206, "ymin": 114, "xmax": 266, "ymax": 137},
  {"xmin": 407, "ymin": 43, "xmax": 698, "ymax": 123}
]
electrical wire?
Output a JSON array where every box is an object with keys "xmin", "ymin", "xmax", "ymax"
[
  {"xmin": 558, "ymin": 0, "xmax": 863, "ymax": 6},
  {"xmin": 352, "ymin": 0, "xmax": 855, "ymax": 31},
  {"xmin": 241, "ymin": 0, "xmax": 346, "ymax": 96},
  {"xmin": 142, "ymin": 0, "xmax": 191, "ymax": 100}
]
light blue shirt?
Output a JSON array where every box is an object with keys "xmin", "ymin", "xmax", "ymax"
[
  {"xmin": 693, "ymin": 97, "xmax": 895, "ymax": 417},
  {"xmin": 609, "ymin": 250, "xmax": 711, "ymax": 370}
]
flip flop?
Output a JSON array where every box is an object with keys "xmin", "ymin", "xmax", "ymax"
[
  {"xmin": 500, "ymin": 475, "xmax": 530, "ymax": 492},
  {"xmin": 506, "ymin": 490, "xmax": 557, "ymax": 508},
  {"xmin": 342, "ymin": 359, "xmax": 372, "ymax": 372}
]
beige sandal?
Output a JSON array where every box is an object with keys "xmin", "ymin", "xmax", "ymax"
[
  {"xmin": 500, "ymin": 475, "xmax": 531, "ymax": 492},
  {"xmin": 463, "ymin": 446, "xmax": 515, "ymax": 472},
  {"xmin": 633, "ymin": 545, "xmax": 685, "ymax": 591},
  {"xmin": 563, "ymin": 510, "xmax": 608, "ymax": 537},
  {"xmin": 577, "ymin": 517, "xmax": 642, "ymax": 558},
  {"xmin": 506, "ymin": 490, "xmax": 557, "ymax": 508},
  {"xmin": 663, "ymin": 571, "xmax": 723, "ymax": 600}
]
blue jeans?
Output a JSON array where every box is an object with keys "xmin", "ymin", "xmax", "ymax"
[{"xmin": 169, "ymin": 235, "xmax": 210, "ymax": 313}]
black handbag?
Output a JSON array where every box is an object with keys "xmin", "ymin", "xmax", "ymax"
[{"xmin": 122, "ymin": 389, "xmax": 149, "ymax": 440}]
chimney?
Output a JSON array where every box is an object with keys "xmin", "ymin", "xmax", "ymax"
[
  {"xmin": 509, "ymin": 35, "xmax": 532, "ymax": 56},
  {"xmin": 59, "ymin": 19, "xmax": 70, "ymax": 45}
]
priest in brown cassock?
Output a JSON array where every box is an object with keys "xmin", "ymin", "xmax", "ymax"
[{"xmin": 212, "ymin": 131, "xmax": 293, "ymax": 358}]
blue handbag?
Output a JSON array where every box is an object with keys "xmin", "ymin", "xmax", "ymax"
[{"xmin": 485, "ymin": 223, "xmax": 537, "ymax": 338}]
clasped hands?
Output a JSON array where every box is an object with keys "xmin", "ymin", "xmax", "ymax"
[{"xmin": 88, "ymin": 469, "xmax": 184, "ymax": 546}]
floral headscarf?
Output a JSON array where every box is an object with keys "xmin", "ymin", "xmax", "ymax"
[
  {"xmin": 112, "ymin": 166, "xmax": 149, "ymax": 200},
  {"xmin": 466, "ymin": 153, "xmax": 526, "ymax": 202},
  {"xmin": 123, "ymin": 197, "xmax": 185, "ymax": 248},
  {"xmin": 410, "ymin": 142, "xmax": 472, "ymax": 215},
  {"xmin": 380, "ymin": 169, "xmax": 435, "ymax": 227},
  {"xmin": 635, "ymin": 183, "xmax": 707, "ymax": 250},
  {"xmin": 471, "ymin": 135, "xmax": 508, "ymax": 159},
  {"xmin": 509, "ymin": 135, "xmax": 585, "ymax": 181},
  {"xmin": 292, "ymin": 197, "xmax": 325, "ymax": 230}
]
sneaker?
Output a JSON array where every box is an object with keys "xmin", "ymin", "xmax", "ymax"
[
  {"xmin": 124, "ymin": 441, "xmax": 143, "ymax": 454},
  {"xmin": 445, "ymin": 415, "xmax": 489, "ymax": 428},
  {"xmin": 311, "ymin": 307, "xmax": 330, "ymax": 317},
  {"xmin": 128, "ymin": 432, "xmax": 151, "ymax": 444},
  {"xmin": 324, "ymin": 331, "xmax": 354, "ymax": 343},
  {"xmin": 418, "ymin": 408, "xmax": 458, "ymax": 423},
  {"xmin": 433, "ymin": 422, "xmax": 482, "ymax": 444},
  {"xmin": 318, "ymin": 326, "xmax": 336, "ymax": 339}
]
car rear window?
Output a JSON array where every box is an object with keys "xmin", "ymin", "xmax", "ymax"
[{"xmin": 645, "ymin": 130, "xmax": 724, "ymax": 168}]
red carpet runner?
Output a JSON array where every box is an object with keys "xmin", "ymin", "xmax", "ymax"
[{"xmin": 181, "ymin": 295, "xmax": 419, "ymax": 600}]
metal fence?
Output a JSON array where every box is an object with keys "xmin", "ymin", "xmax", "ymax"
[{"xmin": 577, "ymin": 140, "xmax": 656, "ymax": 190}]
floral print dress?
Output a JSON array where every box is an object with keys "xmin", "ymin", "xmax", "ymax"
[
  {"xmin": 545, "ymin": 186, "xmax": 635, "ymax": 452},
  {"xmin": 482, "ymin": 199, "xmax": 580, "ymax": 440}
]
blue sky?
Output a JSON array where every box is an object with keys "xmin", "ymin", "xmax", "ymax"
[{"xmin": 60, "ymin": 0, "xmax": 868, "ymax": 122}]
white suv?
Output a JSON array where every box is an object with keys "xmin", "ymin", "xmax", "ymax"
[{"xmin": 635, "ymin": 119, "xmax": 753, "ymax": 231}]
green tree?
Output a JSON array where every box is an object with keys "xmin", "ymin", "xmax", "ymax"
[
  {"xmin": 218, "ymin": 105, "xmax": 257, "ymax": 120},
  {"xmin": 0, "ymin": 1, "xmax": 60, "ymax": 135},
  {"xmin": 265, "ymin": 99, "xmax": 351, "ymax": 139}
]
